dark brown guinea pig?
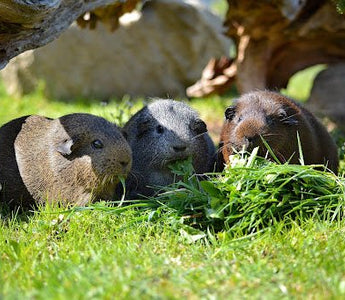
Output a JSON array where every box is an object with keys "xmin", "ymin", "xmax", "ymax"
[
  {"xmin": 0, "ymin": 113, "xmax": 132, "ymax": 209},
  {"xmin": 218, "ymin": 90, "xmax": 339, "ymax": 174}
]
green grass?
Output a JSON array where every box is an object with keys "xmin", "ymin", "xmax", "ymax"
[
  {"xmin": 210, "ymin": 0, "xmax": 228, "ymax": 18},
  {"xmin": 2, "ymin": 160, "xmax": 345, "ymax": 298},
  {"xmin": 1, "ymin": 68, "xmax": 345, "ymax": 299},
  {"xmin": 0, "ymin": 81, "xmax": 144, "ymax": 127},
  {"xmin": 281, "ymin": 64, "xmax": 327, "ymax": 102}
]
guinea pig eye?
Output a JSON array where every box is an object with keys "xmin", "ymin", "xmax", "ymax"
[
  {"xmin": 225, "ymin": 106, "xmax": 236, "ymax": 121},
  {"xmin": 91, "ymin": 139, "xmax": 104, "ymax": 149},
  {"xmin": 156, "ymin": 125, "xmax": 164, "ymax": 134},
  {"xmin": 277, "ymin": 109, "xmax": 287, "ymax": 120},
  {"xmin": 278, "ymin": 107, "xmax": 298, "ymax": 126}
]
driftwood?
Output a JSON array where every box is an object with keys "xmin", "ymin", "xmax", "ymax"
[
  {"xmin": 2, "ymin": 0, "xmax": 344, "ymax": 96},
  {"xmin": 0, "ymin": 0, "xmax": 139, "ymax": 70},
  {"xmin": 186, "ymin": 56, "xmax": 236, "ymax": 98},
  {"xmin": 188, "ymin": 0, "xmax": 345, "ymax": 97}
]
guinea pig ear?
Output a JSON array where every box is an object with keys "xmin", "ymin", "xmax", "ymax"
[
  {"xmin": 191, "ymin": 118, "xmax": 207, "ymax": 135},
  {"xmin": 56, "ymin": 138, "xmax": 75, "ymax": 156},
  {"xmin": 137, "ymin": 120, "xmax": 150, "ymax": 138},
  {"xmin": 120, "ymin": 128, "xmax": 128, "ymax": 140},
  {"xmin": 225, "ymin": 105, "xmax": 236, "ymax": 121}
]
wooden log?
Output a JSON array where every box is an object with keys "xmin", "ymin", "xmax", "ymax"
[
  {"xmin": 0, "ymin": 0, "xmax": 139, "ymax": 69},
  {"xmin": 0, "ymin": 0, "xmax": 61, "ymax": 25},
  {"xmin": 188, "ymin": 0, "xmax": 345, "ymax": 97},
  {"xmin": 225, "ymin": 0, "xmax": 345, "ymax": 93}
]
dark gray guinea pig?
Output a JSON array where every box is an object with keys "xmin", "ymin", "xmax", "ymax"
[{"xmin": 122, "ymin": 99, "xmax": 216, "ymax": 198}]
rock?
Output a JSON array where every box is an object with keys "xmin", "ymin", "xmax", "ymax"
[
  {"xmin": 307, "ymin": 64, "xmax": 345, "ymax": 131},
  {"xmin": 0, "ymin": 0, "xmax": 230, "ymax": 101}
]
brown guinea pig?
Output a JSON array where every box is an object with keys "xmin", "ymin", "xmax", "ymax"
[
  {"xmin": 217, "ymin": 91, "xmax": 339, "ymax": 173},
  {"xmin": 0, "ymin": 113, "xmax": 132, "ymax": 209}
]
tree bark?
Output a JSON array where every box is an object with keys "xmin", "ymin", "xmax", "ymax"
[
  {"xmin": 187, "ymin": 0, "xmax": 345, "ymax": 97},
  {"xmin": 0, "ymin": 0, "xmax": 139, "ymax": 69},
  {"xmin": 225, "ymin": 0, "xmax": 345, "ymax": 93}
]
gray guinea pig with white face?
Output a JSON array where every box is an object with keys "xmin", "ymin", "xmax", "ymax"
[
  {"xmin": 121, "ymin": 99, "xmax": 216, "ymax": 198},
  {"xmin": 0, "ymin": 113, "xmax": 132, "ymax": 209}
]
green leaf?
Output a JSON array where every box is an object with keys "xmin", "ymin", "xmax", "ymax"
[{"xmin": 200, "ymin": 180, "xmax": 221, "ymax": 198}]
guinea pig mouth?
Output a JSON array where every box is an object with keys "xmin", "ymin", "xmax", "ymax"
[
  {"xmin": 98, "ymin": 174, "xmax": 120, "ymax": 189},
  {"xmin": 92, "ymin": 175, "xmax": 121, "ymax": 200},
  {"xmin": 96, "ymin": 185, "xmax": 117, "ymax": 200},
  {"xmin": 233, "ymin": 141, "xmax": 282, "ymax": 161},
  {"xmin": 226, "ymin": 141, "xmax": 260, "ymax": 156},
  {"xmin": 162, "ymin": 155, "xmax": 190, "ymax": 167},
  {"xmin": 231, "ymin": 134, "xmax": 269, "ymax": 152}
]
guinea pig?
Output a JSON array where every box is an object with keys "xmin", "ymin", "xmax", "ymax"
[
  {"xmin": 0, "ymin": 113, "xmax": 132, "ymax": 208},
  {"xmin": 218, "ymin": 90, "xmax": 339, "ymax": 173},
  {"xmin": 121, "ymin": 99, "xmax": 216, "ymax": 198}
]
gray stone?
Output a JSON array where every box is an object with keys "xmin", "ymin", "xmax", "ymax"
[
  {"xmin": 307, "ymin": 64, "xmax": 345, "ymax": 131},
  {"xmin": 0, "ymin": 0, "xmax": 230, "ymax": 101}
]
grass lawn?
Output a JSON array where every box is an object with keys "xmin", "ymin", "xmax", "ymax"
[
  {"xmin": 1, "ymin": 66, "xmax": 345, "ymax": 299},
  {"xmin": 2, "ymin": 204, "xmax": 345, "ymax": 299}
]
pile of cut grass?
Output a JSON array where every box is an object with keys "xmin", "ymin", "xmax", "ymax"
[
  {"xmin": 71, "ymin": 148, "xmax": 345, "ymax": 240},
  {"xmin": 204, "ymin": 153, "xmax": 344, "ymax": 235}
]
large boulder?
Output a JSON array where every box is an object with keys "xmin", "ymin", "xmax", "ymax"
[
  {"xmin": 307, "ymin": 64, "xmax": 345, "ymax": 131},
  {"xmin": 0, "ymin": 0, "xmax": 230, "ymax": 101}
]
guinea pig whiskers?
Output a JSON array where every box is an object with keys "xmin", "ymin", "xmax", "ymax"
[
  {"xmin": 160, "ymin": 159, "xmax": 168, "ymax": 168},
  {"xmin": 261, "ymin": 133, "xmax": 283, "ymax": 140},
  {"xmin": 149, "ymin": 151, "xmax": 162, "ymax": 167},
  {"xmin": 217, "ymin": 144, "xmax": 227, "ymax": 154},
  {"xmin": 99, "ymin": 173, "xmax": 119, "ymax": 188},
  {"xmin": 217, "ymin": 141, "xmax": 236, "ymax": 154},
  {"xmin": 275, "ymin": 150, "xmax": 288, "ymax": 163},
  {"xmin": 128, "ymin": 170, "xmax": 142, "ymax": 184},
  {"xmin": 192, "ymin": 131, "xmax": 208, "ymax": 140},
  {"xmin": 262, "ymin": 133, "xmax": 282, "ymax": 137},
  {"xmin": 161, "ymin": 157, "xmax": 178, "ymax": 168},
  {"xmin": 281, "ymin": 113, "xmax": 298, "ymax": 121},
  {"xmin": 281, "ymin": 113, "xmax": 299, "ymax": 125},
  {"xmin": 217, "ymin": 143, "xmax": 228, "ymax": 154},
  {"xmin": 101, "ymin": 174, "xmax": 111, "ymax": 186}
]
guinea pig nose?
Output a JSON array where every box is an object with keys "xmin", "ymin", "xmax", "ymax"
[
  {"xmin": 246, "ymin": 135, "xmax": 257, "ymax": 144},
  {"xmin": 173, "ymin": 145, "xmax": 187, "ymax": 152},
  {"xmin": 120, "ymin": 161, "xmax": 129, "ymax": 168},
  {"xmin": 246, "ymin": 136, "xmax": 253, "ymax": 143}
]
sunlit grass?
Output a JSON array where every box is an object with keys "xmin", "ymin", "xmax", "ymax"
[
  {"xmin": 1, "ymin": 65, "xmax": 345, "ymax": 298},
  {"xmin": 0, "ymin": 80, "xmax": 144, "ymax": 127},
  {"xmin": 281, "ymin": 64, "xmax": 327, "ymax": 102},
  {"xmin": 2, "ymin": 154, "xmax": 345, "ymax": 298},
  {"xmin": 210, "ymin": 0, "xmax": 228, "ymax": 18}
]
